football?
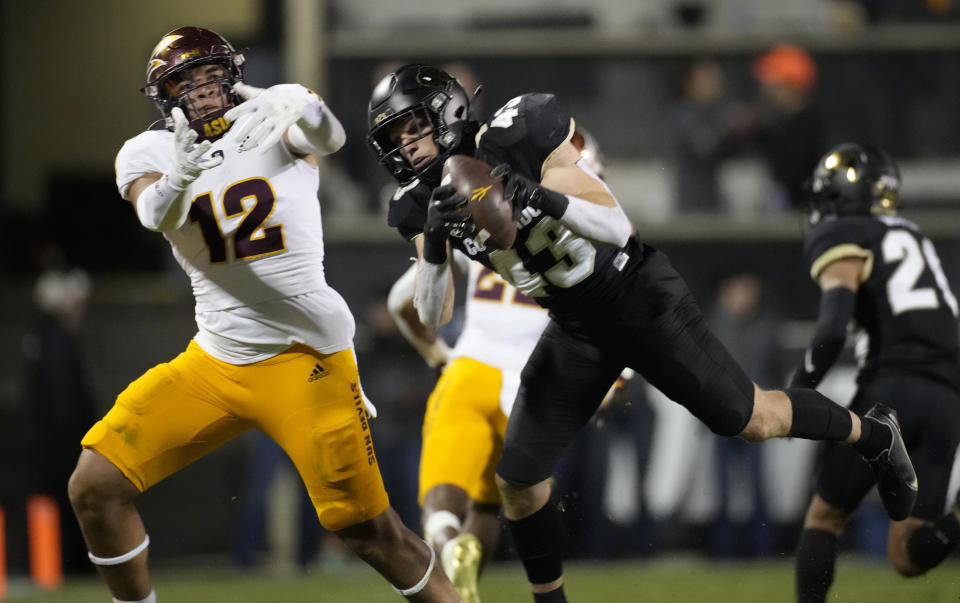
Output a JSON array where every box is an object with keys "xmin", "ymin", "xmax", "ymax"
[{"xmin": 441, "ymin": 155, "xmax": 517, "ymax": 249}]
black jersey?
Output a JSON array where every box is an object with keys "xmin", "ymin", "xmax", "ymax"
[
  {"xmin": 803, "ymin": 214, "xmax": 960, "ymax": 383},
  {"xmin": 388, "ymin": 92, "xmax": 642, "ymax": 316}
]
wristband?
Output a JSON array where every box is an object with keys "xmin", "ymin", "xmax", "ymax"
[
  {"xmin": 532, "ymin": 187, "xmax": 569, "ymax": 218},
  {"xmin": 422, "ymin": 233, "xmax": 448, "ymax": 265}
]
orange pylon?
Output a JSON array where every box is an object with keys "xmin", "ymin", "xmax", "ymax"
[
  {"xmin": 27, "ymin": 495, "xmax": 62, "ymax": 589},
  {"xmin": 0, "ymin": 506, "xmax": 7, "ymax": 601}
]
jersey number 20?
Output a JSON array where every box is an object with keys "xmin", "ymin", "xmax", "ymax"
[{"xmin": 883, "ymin": 229, "xmax": 958, "ymax": 316}]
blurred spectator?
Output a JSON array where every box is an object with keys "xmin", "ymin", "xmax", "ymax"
[
  {"xmin": 739, "ymin": 44, "xmax": 825, "ymax": 212},
  {"xmin": 706, "ymin": 272, "xmax": 785, "ymax": 556},
  {"xmin": 354, "ymin": 292, "xmax": 438, "ymax": 529},
  {"xmin": 21, "ymin": 267, "xmax": 97, "ymax": 574},
  {"xmin": 669, "ymin": 58, "xmax": 739, "ymax": 212},
  {"xmin": 231, "ymin": 432, "xmax": 322, "ymax": 571}
]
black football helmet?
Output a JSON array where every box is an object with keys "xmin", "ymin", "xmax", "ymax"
[
  {"xmin": 142, "ymin": 26, "xmax": 245, "ymax": 140},
  {"xmin": 805, "ymin": 142, "xmax": 901, "ymax": 224},
  {"xmin": 367, "ymin": 64, "xmax": 478, "ymax": 185}
]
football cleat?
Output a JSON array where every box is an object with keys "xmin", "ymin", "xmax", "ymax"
[
  {"xmin": 441, "ymin": 532, "xmax": 482, "ymax": 603},
  {"xmin": 863, "ymin": 404, "xmax": 918, "ymax": 521}
]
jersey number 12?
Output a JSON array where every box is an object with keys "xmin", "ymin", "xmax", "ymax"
[{"xmin": 189, "ymin": 177, "xmax": 287, "ymax": 264}]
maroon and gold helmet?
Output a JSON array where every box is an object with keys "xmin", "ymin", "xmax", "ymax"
[{"xmin": 142, "ymin": 26, "xmax": 245, "ymax": 139}]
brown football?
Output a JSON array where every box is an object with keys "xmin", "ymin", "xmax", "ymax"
[{"xmin": 442, "ymin": 155, "xmax": 517, "ymax": 249}]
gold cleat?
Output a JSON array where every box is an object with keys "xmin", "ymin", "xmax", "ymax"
[{"xmin": 441, "ymin": 532, "xmax": 482, "ymax": 603}]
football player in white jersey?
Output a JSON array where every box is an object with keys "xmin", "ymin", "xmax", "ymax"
[
  {"xmin": 67, "ymin": 27, "xmax": 457, "ymax": 603},
  {"xmin": 389, "ymin": 254, "xmax": 548, "ymax": 603},
  {"xmin": 387, "ymin": 129, "xmax": 623, "ymax": 603}
]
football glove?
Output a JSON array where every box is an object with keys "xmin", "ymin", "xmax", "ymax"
[
  {"xmin": 423, "ymin": 185, "xmax": 473, "ymax": 264},
  {"xmin": 169, "ymin": 107, "xmax": 223, "ymax": 189},
  {"xmin": 226, "ymin": 82, "xmax": 309, "ymax": 153},
  {"xmin": 491, "ymin": 163, "xmax": 569, "ymax": 219}
]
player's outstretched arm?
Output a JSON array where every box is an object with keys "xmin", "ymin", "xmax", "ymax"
[
  {"xmin": 413, "ymin": 233, "xmax": 456, "ymax": 330},
  {"xmin": 411, "ymin": 185, "xmax": 471, "ymax": 329},
  {"xmin": 128, "ymin": 107, "xmax": 223, "ymax": 231},
  {"xmin": 502, "ymin": 141, "xmax": 632, "ymax": 247},
  {"xmin": 225, "ymin": 83, "xmax": 346, "ymax": 157},
  {"xmin": 788, "ymin": 257, "xmax": 863, "ymax": 389},
  {"xmin": 387, "ymin": 263, "xmax": 451, "ymax": 368}
]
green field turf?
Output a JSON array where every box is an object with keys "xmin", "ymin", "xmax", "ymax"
[{"xmin": 6, "ymin": 557, "xmax": 960, "ymax": 602}]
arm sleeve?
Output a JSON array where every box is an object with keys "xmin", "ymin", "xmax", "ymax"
[
  {"xmin": 557, "ymin": 194, "xmax": 633, "ymax": 247},
  {"xmin": 134, "ymin": 175, "xmax": 191, "ymax": 232},
  {"xmin": 788, "ymin": 286, "xmax": 856, "ymax": 389},
  {"xmin": 387, "ymin": 263, "xmax": 451, "ymax": 367},
  {"xmin": 414, "ymin": 258, "xmax": 450, "ymax": 330},
  {"xmin": 283, "ymin": 86, "xmax": 346, "ymax": 157}
]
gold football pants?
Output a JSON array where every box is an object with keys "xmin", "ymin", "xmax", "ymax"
[
  {"xmin": 81, "ymin": 340, "xmax": 388, "ymax": 531},
  {"xmin": 419, "ymin": 357, "xmax": 508, "ymax": 505}
]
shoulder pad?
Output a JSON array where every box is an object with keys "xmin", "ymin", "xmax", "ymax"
[{"xmin": 476, "ymin": 93, "xmax": 573, "ymax": 182}]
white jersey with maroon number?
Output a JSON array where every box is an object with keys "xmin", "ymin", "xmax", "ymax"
[
  {"xmin": 114, "ymin": 84, "xmax": 354, "ymax": 364},
  {"xmin": 452, "ymin": 260, "xmax": 550, "ymax": 415}
]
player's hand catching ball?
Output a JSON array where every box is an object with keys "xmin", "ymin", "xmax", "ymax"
[
  {"xmin": 422, "ymin": 185, "xmax": 473, "ymax": 264},
  {"xmin": 492, "ymin": 163, "xmax": 570, "ymax": 219},
  {"xmin": 426, "ymin": 185, "xmax": 474, "ymax": 241}
]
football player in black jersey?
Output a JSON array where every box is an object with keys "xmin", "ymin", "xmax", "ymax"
[
  {"xmin": 790, "ymin": 143, "xmax": 960, "ymax": 603},
  {"xmin": 367, "ymin": 64, "xmax": 918, "ymax": 602}
]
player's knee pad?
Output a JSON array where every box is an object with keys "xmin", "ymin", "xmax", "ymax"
[
  {"xmin": 392, "ymin": 541, "xmax": 436, "ymax": 597},
  {"xmin": 496, "ymin": 446, "xmax": 549, "ymax": 488},
  {"xmin": 88, "ymin": 534, "xmax": 150, "ymax": 566}
]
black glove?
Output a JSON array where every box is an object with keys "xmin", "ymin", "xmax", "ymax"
[
  {"xmin": 423, "ymin": 185, "xmax": 473, "ymax": 264},
  {"xmin": 491, "ymin": 163, "xmax": 569, "ymax": 219}
]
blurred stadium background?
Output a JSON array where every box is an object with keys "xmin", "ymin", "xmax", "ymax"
[{"xmin": 3, "ymin": 0, "xmax": 960, "ymax": 600}]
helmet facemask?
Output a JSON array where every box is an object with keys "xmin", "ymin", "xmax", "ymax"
[
  {"xmin": 163, "ymin": 62, "xmax": 238, "ymax": 140},
  {"xmin": 369, "ymin": 105, "xmax": 459, "ymax": 185}
]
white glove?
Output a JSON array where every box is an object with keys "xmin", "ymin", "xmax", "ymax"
[
  {"xmin": 225, "ymin": 82, "xmax": 308, "ymax": 154},
  {"xmin": 169, "ymin": 107, "xmax": 223, "ymax": 189}
]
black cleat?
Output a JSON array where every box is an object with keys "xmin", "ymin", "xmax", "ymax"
[{"xmin": 863, "ymin": 404, "xmax": 918, "ymax": 521}]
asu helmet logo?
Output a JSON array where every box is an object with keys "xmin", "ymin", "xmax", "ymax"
[{"xmin": 150, "ymin": 34, "xmax": 183, "ymax": 58}]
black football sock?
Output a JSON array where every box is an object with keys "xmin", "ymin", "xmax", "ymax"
[
  {"xmin": 906, "ymin": 512, "xmax": 960, "ymax": 572},
  {"xmin": 534, "ymin": 590, "xmax": 568, "ymax": 603},
  {"xmin": 795, "ymin": 528, "xmax": 839, "ymax": 603},
  {"xmin": 507, "ymin": 501, "xmax": 565, "ymax": 599},
  {"xmin": 850, "ymin": 414, "xmax": 891, "ymax": 459},
  {"xmin": 785, "ymin": 388, "xmax": 853, "ymax": 441}
]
